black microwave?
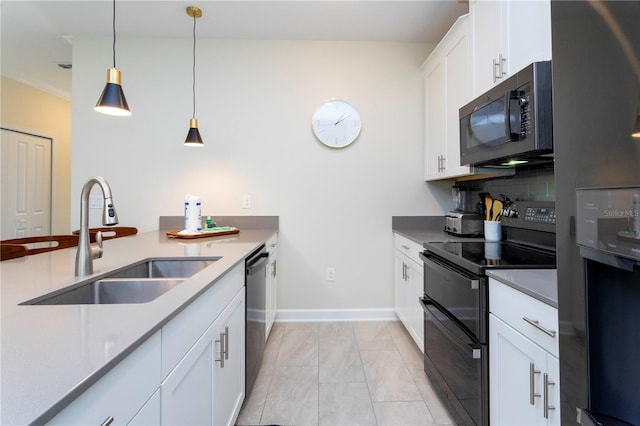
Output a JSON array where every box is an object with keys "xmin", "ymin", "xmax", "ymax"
[{"xmin": 459, "ymin": 61, "xmax": 553, "ymax": 168}]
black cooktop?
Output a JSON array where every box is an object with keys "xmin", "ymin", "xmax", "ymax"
[{"xmin": 424, "ymin": 240, "xmax": 557, "ymax": 275}]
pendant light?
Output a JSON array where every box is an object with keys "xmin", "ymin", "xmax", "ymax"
[
  {"xmin": 184, "ymin": 6, "xmax": 204, "ymax": 146},
  {"xmin": 95, "ymin": 0, "xmax": 131, "ymax": 116}
]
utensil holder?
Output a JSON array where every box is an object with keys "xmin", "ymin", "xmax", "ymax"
[{"xmin": 484, "ymin": 220, "xmax": 502, "ymax": 242}]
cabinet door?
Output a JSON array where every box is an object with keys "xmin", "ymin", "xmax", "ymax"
[
  {"xmin": 490, "ymin": 314, "xmax": 546, "ymax": 426},
  {"xmin": 471, "ymin": 0, "xmax": 505, "ymax": 95},
  {"xmin": 212, "ymin": 290, "xmax": 246, "ymax": 426},
  {"xmin": 443, "ymin": 20, "xmax": 472, "ymax": 178},
  {"xmin": 266, "ymin": 234, "xmax": 278, "ymax": 340},
  {"xmin": 504, "ymin": 0, "xmax": 552, "ymax": 77},
  {"xmin": 408, "ymin": 260, "xmax": 424, "ymax": 352},
  {"xmin": 423, "ymin": 59, "xmax": 446, "ymax": 179},
  {"xmin": 394, "ymin": 252, "xmax": 410, "ymax": 329},
  {"xmin": 161, "ymin": 322, "xmax": 217, "ymax": 425},
  {"xmin": 544, "ymin": 355, "xmax": 560, "ymax": 426}
]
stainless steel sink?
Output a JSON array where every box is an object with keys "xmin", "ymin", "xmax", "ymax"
[
  {"xmin": 25, "ymin": 278, "xmax": 185, "ymax": 305},
  {"xmin": 21, "ymin": 257, "xmax": 220, "ymax": 305},
  {"xmin": 106, "ymin": 258, "xmax": 219, "ymax": 279}
]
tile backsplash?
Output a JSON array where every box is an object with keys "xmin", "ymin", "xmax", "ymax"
[{"xmin": 481, "ymin": 165, "xmax": 555, "ymax": 202}]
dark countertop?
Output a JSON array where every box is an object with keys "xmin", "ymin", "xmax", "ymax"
[{"xmin": 392, "ymin": 216, "xmax": 558, "ymax": 308}]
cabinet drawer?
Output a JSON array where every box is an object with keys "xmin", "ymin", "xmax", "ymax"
[
  {"xmin": 394, "ymin": 234, "xmax": 423, "ymax": 265},
  {"xmin": 161, "ymin": 263, "xmax": 244, "ymax": 378},
  {"xmin": 48, "ymin": 332, "xmax": 161, "ymax": 426},
  {"xmin": 489, "ymin": 278, "xmax": 558, "ymax": 358}
]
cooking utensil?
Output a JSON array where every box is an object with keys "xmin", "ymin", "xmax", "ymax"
[
  {"xmin": 491, "ymin": 199, "xmax": 504, "ymax": 221},
  {"xmin": 484, "ymin": 194, "xmax": 493, "ymax": 221}
]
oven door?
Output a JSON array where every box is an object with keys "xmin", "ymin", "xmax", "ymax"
[
  {"xmin": 420, "ymin": 297, "xmax": 487, "ymax": 425},
  {"xmin": 420, "ymin": 251, "xmax": 487, "ymax": 343}
]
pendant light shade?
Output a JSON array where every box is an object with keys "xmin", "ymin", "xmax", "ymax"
[
  {"xmin": 185, "ymin": 118, "xmax": 204, "ymax": 146},
  {"xmin": 185, "ymin": 6, "xmax": 204, "ymax": 146},
  {"xmin": 95, "ymin": 0, "xmax": 131, "ymax": 116},
  {"xmin": 95, "ymin": 68, "xmax": 130, "ymax": 116}
]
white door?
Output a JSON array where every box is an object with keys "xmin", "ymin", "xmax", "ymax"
[{"xmin": 1, "ymin": 128, "xmax": 52, "ymax": 239}]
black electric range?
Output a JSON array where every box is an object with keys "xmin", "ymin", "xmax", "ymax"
[{"xmin": 418, "ymin": 201, "xmax": 557, "ymax": 425}]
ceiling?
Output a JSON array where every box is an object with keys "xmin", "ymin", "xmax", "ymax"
[{"xmin": 0, "ymin": 1, "xmax": 469, "ymax": 100}]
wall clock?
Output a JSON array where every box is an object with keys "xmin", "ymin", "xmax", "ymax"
[{"xmin": 311, "ymin": 99, "xmax": 362, "ymax": 148}]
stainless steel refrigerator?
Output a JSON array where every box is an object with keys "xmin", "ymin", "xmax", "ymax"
[{"xmin": 552, "ymin": 1, "xmax": 640, "ymax": 425}]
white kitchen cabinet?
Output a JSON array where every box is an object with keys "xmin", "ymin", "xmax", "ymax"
[
  {"xmin": 423, "ymin": 15, "xmax": 471, "ymax": 181},
  {"xmin": 489, "ymin": 278, "xmax": 560, "ymax": 425},
  {"xmin": 470, "ymin": 0, "xmax": 552, "ymax": 96},
  {"xmin": 393, "ymin": 234, "xmax": 424, "ymax": 351},
  {"xmin": 422, "ymin": 15, "xmax": 511, "ymax": 181},
  {"xmin": 162, "ymin": 288, "xmax": 245, "ymax": 426},
  {"xmin": 212, "ymin": 290, "xmax": 246, "ymax": 426},
  {"xmin": 48, "ymin": 332, "xmax": 161, "ymax": 426},
  {"xmin": 265, "ymin": 233, "xmax": 278, "ymax": 340}
]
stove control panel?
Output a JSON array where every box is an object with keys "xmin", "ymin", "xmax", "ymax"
[
  {"xmin": 501, "ymin": 201, "xmax": 556, "ymax": 232},
  {"xmin": 523, "ymin": 206, "xmax": 556, "ymax": 224}
]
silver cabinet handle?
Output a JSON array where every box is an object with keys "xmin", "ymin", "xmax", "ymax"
[
  {"xmin": 493, "ymin": 58, "xmax": 499, "ymax": 82},
  {"xmin": 271, "ymin": 259, "xmax": 277, "ymax": 278},
  {"xmin": 224, "ymin": 326, "xmax": 229, "ymax": 360},
  {"xmin": 529, "ymin": 362, "xmax": 541, "ymax": 405},
  {"xmin": 544, "ymin": 373, "xmax": 556, "ymax": 418},
  {"xmin": 523, "ymin": 317, "xmax": 557, "ymax": 337},
  {"xmin": 499, "ymin": 53, "xmax": 506, "ymax": 78},
  {"xmin": 401, "ymin": 244, "xmax": 410, "ymax": 250},
  {"xmin": 215, "ymin": 331, "xmax": 225, "ymax": 368},
  {"xmin": 101, "ymin": 416, "xmax": 114, "ymax": 426},
  {"xmin": 402, "ymin": 263, "xmax": 407, "ymax": 281}
]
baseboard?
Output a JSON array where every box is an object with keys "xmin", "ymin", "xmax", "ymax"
[{"xmin": 275, "ymin": 308, "xmax": 399, "ymax": 322}]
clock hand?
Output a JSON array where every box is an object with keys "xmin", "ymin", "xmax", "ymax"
[{"xmin": 334, "ymin": 114, "xmax": 352, "ymax": 125}]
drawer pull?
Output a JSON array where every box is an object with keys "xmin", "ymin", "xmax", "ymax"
[
  {"xmin": 544, "ymin": 373, "xmax": 556, "ymax": 418},
  {"xmin": 101, "ymin": 416, "xmax": 115, "ymax": 426},
  {"xmin": 523, "ymin": 316, "xmax": 557, "ymax": 337},
  {"xmin": 224, "ymin": 326, "xmax": 229, "ymax": 360},
  {"xmin": 529, "ymin": 362, "xmax": 541, "ymax": 405},
  {"xmin": 401, "ymin": 245, "xmax": 410, "ymax": 250}
]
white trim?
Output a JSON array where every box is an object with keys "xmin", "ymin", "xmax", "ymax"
[{"xmin": 275, "ymin": 308, "xmax": 399, "ymax": 323}]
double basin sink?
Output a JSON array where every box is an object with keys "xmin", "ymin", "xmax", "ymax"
[{"xmin": 21, "ymin": 258, "xmax": 220, "ymax": 306}]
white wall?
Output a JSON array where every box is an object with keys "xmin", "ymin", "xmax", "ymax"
[{"xmin": 71, "ymin": 37, "xmax": 449, "ymax": 313}]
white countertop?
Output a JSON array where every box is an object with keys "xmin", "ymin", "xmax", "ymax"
[
  {"xmin": 0, "ymin": 228, "xmax": 275, "ymax": 425},
  {"xmin": 486, "ymin": 269, "xmax": 558, "ymax": 308}
]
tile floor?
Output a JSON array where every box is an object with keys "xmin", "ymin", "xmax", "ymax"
[{"xmin": 236, "ymin": 321, "xmax": 457, "ymax": 426}]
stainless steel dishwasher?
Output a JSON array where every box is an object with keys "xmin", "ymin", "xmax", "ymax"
[{"xmin": 245, "ymin": 245, "xmax": 268, "ymax": 399}]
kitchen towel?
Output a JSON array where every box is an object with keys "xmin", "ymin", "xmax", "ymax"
[{"xmin": 184, "ymin": 195, "xmax": 202, "ymax": 232}]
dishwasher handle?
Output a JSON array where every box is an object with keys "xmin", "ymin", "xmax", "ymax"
[{"xmin": 247, "ymin": 253, "xmax": 269, "ymax": 275}]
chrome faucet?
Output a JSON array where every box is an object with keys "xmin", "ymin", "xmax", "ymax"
[{"xmin": 75, "ymin": 176, "xmax": 119, "ymax": 276}]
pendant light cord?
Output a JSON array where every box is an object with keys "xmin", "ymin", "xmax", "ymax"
[
  {"xmin": 112, "ymin": 0, "xmax": 117, "ymax": 68},
  {"xmin": 192, "ymin": 14, "xmax": 197, "ymax": 119}
]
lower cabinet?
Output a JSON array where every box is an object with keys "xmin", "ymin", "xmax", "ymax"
[
  {"xmin": 47, "ymin": 262, "xmax": 248, "ymax": 426},
  {"xmin": 48, "ymin": 332, "xmax": 162, "ymax": 426},
  {"xmin": 393, "ymin": 234, "xmax": 424, "ymax": 351},
  {"xmin": 489, "ymin": 278, "xmax": 560, "ymax": 425},
  {"xmin": 162, "ymin": 289, "xmax": 245, "ymax": 426},
  {"xmin": 265, "ymin": 233, "xmax": 278, "ymax": 340}
]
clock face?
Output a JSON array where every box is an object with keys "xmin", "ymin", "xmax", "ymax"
[{"xmin": 311, "ymin": 99, "xmax": 362, "ymax": 148}]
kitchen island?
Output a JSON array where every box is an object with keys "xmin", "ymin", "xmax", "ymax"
[{"xmin": 0, "ymin": 221, "xmax": 277, "ymax": 425}]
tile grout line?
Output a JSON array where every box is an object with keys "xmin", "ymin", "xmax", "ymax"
[{"xmin": 353, "ymin": 322, "xmax": 380, "ymax": 426}]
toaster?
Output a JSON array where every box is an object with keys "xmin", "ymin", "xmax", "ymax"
[{"xmin": 444, "ymin": 212, "xmax": 483, "ymax": 236}]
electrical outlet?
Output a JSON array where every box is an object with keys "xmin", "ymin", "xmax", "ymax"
[
  {"xmin": 89, "ymin": 194, "xmax": 102, "ymax": 209},
  {"xmin": 242, "ymin": 194, "xmax": 252, "ymax": 209},
  {"xmin": 326, "ymin": 267, "xmax": 336, "ymax": 282}
]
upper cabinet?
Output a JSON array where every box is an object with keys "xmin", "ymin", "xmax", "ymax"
[
  {"xmin": 470, "ymin": 0, "xmax": 552, "ymax": 96},
  {"xmin": 422, "ymin": 15, "xmax": 474, "ymax": 181},
  {"xmin": 422, "ymin": 15, "xmax": 513, "ymax": 181}
]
